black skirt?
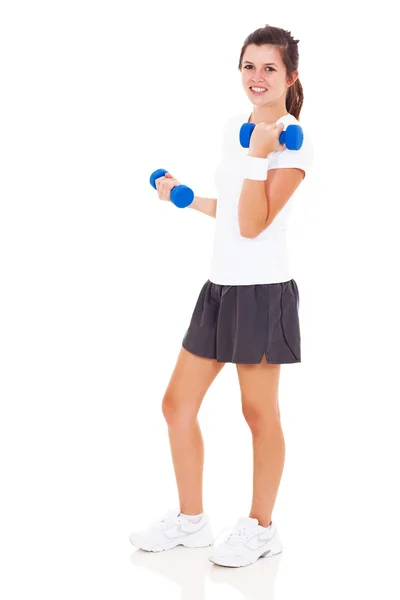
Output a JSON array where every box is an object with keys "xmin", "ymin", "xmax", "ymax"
[{"xmin": 182, "ymin": 279, "xmax": 301, "ymax": 364}]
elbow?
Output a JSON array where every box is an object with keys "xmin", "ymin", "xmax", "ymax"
[
  {"xmin": 240, "ymin": 228, "xmax": 258, "ymax": 239},
  {"xmin": 239, "ymin": 219, "xmax": 256, "ymax": 238},
  {"xmin": 239, "ymin": 217, "xmax": 260, "ymax": 238},
  {"xmin": 239, "ymin": 219, "xmax": 269, "ymax": 239}
]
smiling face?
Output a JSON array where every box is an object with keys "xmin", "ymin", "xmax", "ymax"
[{"xmin": 240, "ymin": 44, "xmax": 297, "ymax": 107}]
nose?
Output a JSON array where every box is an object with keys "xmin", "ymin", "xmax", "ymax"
[{"xmin": 251, "ymin": 69, "xmax": 265, "ymax": 83}]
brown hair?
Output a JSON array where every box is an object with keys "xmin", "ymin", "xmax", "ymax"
[{"xmin": 238, "ymin": 25, "xmax": 303, "ymax": 120}]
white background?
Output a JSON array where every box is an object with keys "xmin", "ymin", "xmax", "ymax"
[{"xmin": 1, "ymin": 1, "xmax": 399, "ymax": 598}]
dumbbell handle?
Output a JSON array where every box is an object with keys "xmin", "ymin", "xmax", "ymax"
[
  {"xmin": 239, "ymin": 123, "xmax": 304, "ymax": 151},
  {"xmin": 149, "ymin": 169, "xmax": 194, "ymax": 208}
]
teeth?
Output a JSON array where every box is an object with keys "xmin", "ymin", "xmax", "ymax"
[{"xmin": 251, "ymin": 87, "xmax": 267, "ymax": 92}]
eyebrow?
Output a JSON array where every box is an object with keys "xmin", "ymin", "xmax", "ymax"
[{"xmin": 243, "ymin": 61, "xmax": 279, "ymax": 67}]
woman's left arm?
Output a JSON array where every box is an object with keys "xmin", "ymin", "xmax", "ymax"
[{"xmin": 238, "ymin": 167, "xmax": 304, "ymax": 238}]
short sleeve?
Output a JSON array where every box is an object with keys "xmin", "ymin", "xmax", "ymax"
[
  {"xmin": 221, "ymin": 113, "xmax": 249, "ymax": 154},
  {"xmin": 268, "ymin": 131, "xmax": 314, "ymax": 176}
]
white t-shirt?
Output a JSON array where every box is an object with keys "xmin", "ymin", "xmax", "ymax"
[{"xmin": 208, "ymin": 112, "xmax": 314, "ymax": 285}]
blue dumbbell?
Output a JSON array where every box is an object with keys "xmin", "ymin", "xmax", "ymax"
[
  {"xmin": 239, "ymin": 123, "xmax": 304, "ymax": 150},
  {"xmin": 149, "ymin": 169, "xmax": 194, "ymax": 208}
]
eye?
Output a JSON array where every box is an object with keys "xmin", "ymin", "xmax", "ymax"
[{"xmin": 244, "ymin": 65, "xmax": 275, "ymax": 72}]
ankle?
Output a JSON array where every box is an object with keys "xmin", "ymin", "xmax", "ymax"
[
  {"xmin": 250, "ymin": 514, "xmax": 272, "ymax": 528},
  {"xmin": 179, "ymin": 510, "xmax": 204, "ymax": 524},
  {"xmin": 180, "ymin": 508, "xmax": 204, "ymax": 516}
]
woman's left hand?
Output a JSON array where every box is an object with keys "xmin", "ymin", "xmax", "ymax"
[{"xmin": 248, "ymin": 122, "xmax": 285, "ymax": 157}]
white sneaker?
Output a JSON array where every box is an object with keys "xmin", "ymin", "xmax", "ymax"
[
  {"xmin": 129, "ymin": 508, "xmax": 214, "ymax": 552},
  {"xmin": 208, "ymin": 516, "xmax": 283, "ymax": 568}
]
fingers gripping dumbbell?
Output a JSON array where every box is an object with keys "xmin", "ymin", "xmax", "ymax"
[
  {"xmin": 239, "ymin": 123, "xmax": 304, "ymax": 150},
  {"xmin": 149, "ymin": 169, "xmax": 194, "ymax": 208}
]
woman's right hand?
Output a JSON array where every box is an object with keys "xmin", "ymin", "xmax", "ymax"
[{"xmin": 155, "ymin": 173, "xmax": 181, "ymax": 202}]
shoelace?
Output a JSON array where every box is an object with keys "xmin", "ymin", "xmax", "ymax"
[
  {"xmin": 209, "ymin": 524, "xmax": 256, "ymax": 546},
  {"xmin": 225, "ymin": 526, "xmax": 252, "ymax": 545},
  {"xmin": 149, "ymin": 510, "xmax": 187, "ymax": 530}
]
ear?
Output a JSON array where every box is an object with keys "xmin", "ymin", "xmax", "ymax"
[{"xmin": 287, "ymin": 71, "xmax": 299, "ymax": 87}]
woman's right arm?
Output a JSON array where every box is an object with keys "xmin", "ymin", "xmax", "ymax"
[{"xmin": 189, "ymin": 196, "xmax": 217, "ymax": 219}]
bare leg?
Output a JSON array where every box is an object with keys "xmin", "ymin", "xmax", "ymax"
[
  {"xmin": 162, "ymin": 347, "xmax": 225, "ymax": 515},
  {"xmin": 236, "ymin": 355, "xmax": 284, "ymax": 527}
]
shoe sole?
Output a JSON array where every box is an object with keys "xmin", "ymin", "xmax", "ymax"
[
  {"xmin": 129, "ymin": 526, "xmax": 214, "ymax": 552},
  {"xmin": 130, "ymin": 538, "xmax": 214, "ymax": 552},
  {"xmin": 208, "ymin": 537, "xmax": 283, "ymax": 567}
]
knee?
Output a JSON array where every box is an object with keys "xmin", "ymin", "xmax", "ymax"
[
  {"xmin": 242, "ymin": 405, "xmax": 281, "ymax": 433},
  {"xmin": 161, "ymin": 394, "xmax": 177, "ymax": 424},
  {"xmin": 162, "ymin": 394, "xmax": 197, "ymax": 427}
]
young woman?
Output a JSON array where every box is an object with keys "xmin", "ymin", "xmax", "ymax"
[{"xmin": 130, "ymin": 24, "xmax": 314, "ymax": 568}]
